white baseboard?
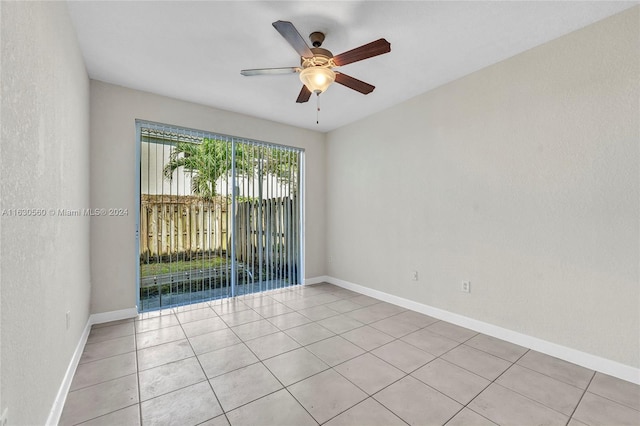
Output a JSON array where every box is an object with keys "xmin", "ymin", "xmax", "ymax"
[
  {"xmin": 46, "ymin": 320, "xmax": 93, "ymax": 426},
  {"xmin": 304, "ymin": 275, "xmax": 330, "ymax": 285},
  {"xmin": 326, "ymin": 276, "xmax": 640, "ymax": 385},
  {"xmin": 90, "ymin": 307, "xmax": 138, "ymax": 325},
  {"xmin": 46, "ymin": 307, "xmax": 138, "ymax": 425}
]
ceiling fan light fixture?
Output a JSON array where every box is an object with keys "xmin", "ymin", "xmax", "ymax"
[{"xmin": 299, "ymin": 67, "xmax": 335, "ymax": 94}]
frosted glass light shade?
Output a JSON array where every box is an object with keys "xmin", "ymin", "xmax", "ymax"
[{"xmin": 299, "ymin": 67, "xmax": 335, "ymax": 93}]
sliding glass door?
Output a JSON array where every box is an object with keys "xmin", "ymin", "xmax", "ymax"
[{"xmin": 136, "ymin": 121, "xmax": 303, "ymax": 312}]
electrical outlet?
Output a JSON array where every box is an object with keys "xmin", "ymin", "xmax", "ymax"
[
  {"xmin": 66, "ymin": 311, "xmax": 71, "ymax": 330},
  {"xmin": 1, "ymin": 407, "xmax": 8, "ymax": 426},
  {"xmin": 412, "ymin": 271, "xmax": 419, "ymax": 281},
  {"xmin": 461, "ymin": 281, "xmax": 471, "ymax": 293}
]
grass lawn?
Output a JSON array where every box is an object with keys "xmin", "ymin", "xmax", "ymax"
[{"xmin": 140, "ymin": 256, "xmax": 228, "ymax": 277}]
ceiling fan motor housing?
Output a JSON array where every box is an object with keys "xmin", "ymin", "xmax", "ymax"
[
  {"xmin": 301, "ymin": 48, "xmax": 334, "ymax": 68},
  {"xmin": 309, "ymin": 31, "xmax": 325, "ymax": 47}
]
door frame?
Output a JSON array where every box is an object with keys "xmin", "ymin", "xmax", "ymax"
[{"xmin": 134, "ymin": 119, "xmax": 305, "ymax": 312}]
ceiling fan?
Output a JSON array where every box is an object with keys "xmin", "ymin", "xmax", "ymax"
[{"xmin": 241, "ymin": 21, "xmax": 391, "ymax": 103}]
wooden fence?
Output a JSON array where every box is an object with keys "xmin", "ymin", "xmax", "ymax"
[
  {"xmin": 140, "ymin": 195, "xmax": 299, "ymax": 268},
  {"xmin": 140, "ymin": 194, "xmax": 227, "ymax": 259}
]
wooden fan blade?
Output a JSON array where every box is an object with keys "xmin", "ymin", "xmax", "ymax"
[
  {"xmin": 241, "ymin": 67, "xmax": 299, "ymax": 76},
  {"xmin": 335, "ymin": 72, "xmax": 375, "ymax": 94},
  {"xmin": 332, "ymin": 38, "xmax": 391, "ymax": 67},
  {"xmin": 296, "ymin": 85, "xmax": 312, "ymax": 103},
  {"xmin": 272, "ymin": 21, "xmax": 313, "ymax": 59},
  {"xmin": 241, "ymin": 67, "xmax": 300, "ymax": 77}
]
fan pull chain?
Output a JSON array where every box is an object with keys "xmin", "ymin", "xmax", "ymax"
[{"xmin": 316, "ymin": 93, "xmax": 320, "ymax": 124}]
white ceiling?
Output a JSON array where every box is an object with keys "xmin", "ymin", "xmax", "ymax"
[{"xmin": 67, "ymin": 1, "xmax": 636, "ymax": 132}]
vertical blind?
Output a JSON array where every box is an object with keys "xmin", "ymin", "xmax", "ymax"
[{"xmin": 137, "ymin": 121, "xmax": 303, "ymax": 311}]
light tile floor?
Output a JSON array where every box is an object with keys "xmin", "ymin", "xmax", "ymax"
[{"xmin": 60, "ymin": 283, "xmax": 640, "ymax": 426}]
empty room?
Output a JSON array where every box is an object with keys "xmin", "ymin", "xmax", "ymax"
[{"xmin": 1, "ymin": 1, "xmax": 638, "ymax": 425}]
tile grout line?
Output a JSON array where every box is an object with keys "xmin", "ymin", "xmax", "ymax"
[
  {"xmin": 513, "ymin": 360, "xmax": 595, "ymax": 394},
  {"xmin": 214, "ymin": 289, "xmax": 402, "ymax": 424},
  {"xmin": 454, "ymin": 348, "xmax": 533, "ymax": 425},
  {"xmin": 329, "ymin": 322, "xmax": 477, "ymax": 425},
  {"xmin": 369, "ymin": 327, "xmax": 524, "ymax": 426},
  {"xmin": 483, "ymin": 349, "xmax": 604, "ymax": 421},
  {"xmin": 583, "ymin": 386, "xmax": 640, "ymax": 413},
  {"xmin": 565, "ymin": 370, "xmax": 597, "ymax": 426},
  {"xmin": 210, "ymin": 293, "xmax": 322, "ymax": 424},
  {"xmin": 176, "ymin": 303, "xmax": 231, "ymax": 425},
  {"xmin": 233, "ymin": 296, "xmax": 321, "ymax": 424},
  {"xmin": 259, "ymin": 354, "xmax": 322, "ymax": 425},
  {"xmin": 134, "ymin": 319, "xmax": 143, "ymax": 426},
  {"xmin": 322, "ymin": 366, "xmax": 410, "ymax": 425},
  {"xmin": 293, "ymin": 303, "xmax": 441, "ymax": 425},
  {"xmin": 64, "ymin": 322, "xmax": 140, "ymax": 426}
]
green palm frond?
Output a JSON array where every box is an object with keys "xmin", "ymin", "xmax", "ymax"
[
  {"xmin": 163, "ymin": 138, "xmax": 298, "ymax": 199},
  {"xmin": 163, "ymin": 138, "xmax": 233, "ymax": 200}
]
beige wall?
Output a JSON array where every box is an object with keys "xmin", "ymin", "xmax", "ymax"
[
  {"xmin": 326, "ymin": 7, "xmax": 639, "ymax": 368},
  {"xmin": 89, "ymin": 81, "xmax": 326, "ymax": 314},
  {"xmin": 0, "ymin": 1, "xmax": 91, "ymax": 424}
]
